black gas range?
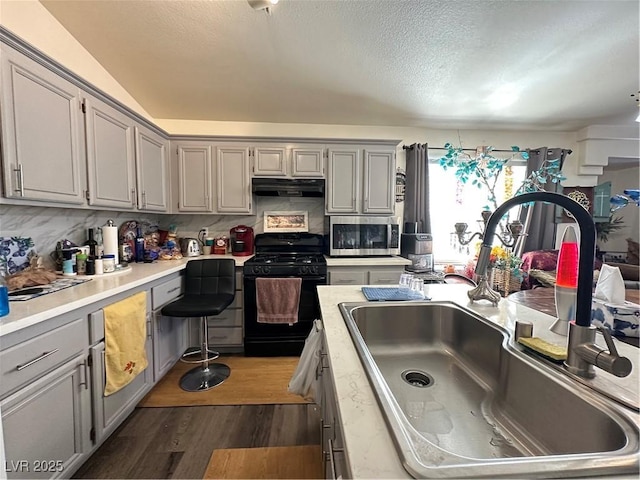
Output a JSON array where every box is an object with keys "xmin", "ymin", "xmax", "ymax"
[{"xmin": 243, "ymin": 233, "xmax": 326, "ymax": 356}]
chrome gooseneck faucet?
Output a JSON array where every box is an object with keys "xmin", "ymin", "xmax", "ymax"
[{"xmin": 468, "ymin": 191, "xmax": 632, "ymax": 379}]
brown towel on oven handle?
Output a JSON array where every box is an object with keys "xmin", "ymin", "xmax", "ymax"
[{"xmin": 256, "ymin": 277, "xmax": 302, "ymax": 324}]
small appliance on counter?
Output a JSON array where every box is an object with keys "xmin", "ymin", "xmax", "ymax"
[
  {"xmin": 229, "ymin": 225, "xmax": 254, "ymax": 256},
  {"xmin": 401, "ymin": 222, "xmax": 434, "ymax": 272},
  {"xmin": 179, "ymin": 238, "xmax": 201, "ymax": 257}
]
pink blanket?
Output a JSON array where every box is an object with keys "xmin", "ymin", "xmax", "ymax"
[{"xmin": 256, "ymin": 277, "xmax": 302, "ymax": 324}]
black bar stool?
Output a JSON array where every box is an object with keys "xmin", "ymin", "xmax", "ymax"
[{"xmin": 161, "ymin": 258, "xmax": 236, "ymax": 391}]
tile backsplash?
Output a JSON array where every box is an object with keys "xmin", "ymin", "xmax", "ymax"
[{"xmin": 0, "ymin": 196, "xmax": 325, "ymax": 269}]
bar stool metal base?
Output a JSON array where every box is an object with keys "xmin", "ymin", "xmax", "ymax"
[{"xmin": 179, "ymin": 363, "xmax": 231, "ymax": 392}]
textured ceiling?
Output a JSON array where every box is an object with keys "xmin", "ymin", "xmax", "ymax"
[{"xmin": 41, "ymin": 0, "xmax": 640, "ymax": 130}]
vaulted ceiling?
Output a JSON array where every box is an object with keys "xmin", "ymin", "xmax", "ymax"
[{"xmin": 41, "ymin": 0, "xmax": 640, "ymax": 131}]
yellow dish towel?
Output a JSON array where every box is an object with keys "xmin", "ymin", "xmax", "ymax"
[{"xmin": 104, "ymin": 291, "xmax": 148, "ymax": 396}]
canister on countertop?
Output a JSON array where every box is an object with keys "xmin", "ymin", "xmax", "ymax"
[
  {"xmin": 94, "ymin": 258, "xmax": 104, "ymax": 275},
  {"xmin": 103, "ymin": 254, "xmax": 116, "ymax": 273}
]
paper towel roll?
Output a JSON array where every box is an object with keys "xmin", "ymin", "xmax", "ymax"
[{"xmin": 102, "ymin": 225, "xmax": 119, "ymax": 260}]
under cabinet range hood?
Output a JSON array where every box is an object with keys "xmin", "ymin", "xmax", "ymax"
[{"xmin": 251, "ymin": 178, "xmax": 325, "ymax": 197}]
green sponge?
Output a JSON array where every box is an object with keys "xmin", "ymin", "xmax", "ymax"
[{"xmin": 518, "ymin": 337, "xmax": 567, "ymax": 362}]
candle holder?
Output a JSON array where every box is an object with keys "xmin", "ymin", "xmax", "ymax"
[{"xmin": 452, "ymin": 211, "xmax": 524, "ymax": 248}]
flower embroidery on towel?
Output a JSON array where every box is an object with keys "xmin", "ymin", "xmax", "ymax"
[{"xmin": 123, "ymin": 361, "xmax": 136, "ymax": 374}]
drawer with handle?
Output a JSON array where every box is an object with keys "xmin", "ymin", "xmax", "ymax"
[
  {"xmin": 152, "ymin": 275, "xmax": 184, "ymax": 310},
  {"xmin": 207, "ymin": 326, "xmax": 243, "ymax": 346},
  {"xmin": 0, "ymin": 317, "xmax": 88, "ymax": 398}
]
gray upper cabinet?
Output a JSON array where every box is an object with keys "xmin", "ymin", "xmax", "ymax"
[
  {"xmin": 326, "ymin": 146, "xmax": 396, "ymax": 215},
  {"xmin": 84, "ymin": 94, "xmax": 137, "ymax": 209},
  {"xmin": 326, "ymin": 147, "xmax": 360, "ymax": 213},
  {"xmin": 176, "ymin": 144, "xmax": 213, "ymax": 212},
  {"xmin": 135, "ymin": 126, "xmax": 168, "ymax": 212},
  {"xmin": 252, "ymin": 145, "xmax": 288, "ymax": 176},
  {"xmin": 0, "ymin": 45, "xmax": 85, "ymax": 205},
  {"xmin": 217, "ymin": 145, "xmax": 252, "ymax": 214},
  {"xmin": 252, "ymin": 144, "xmax": 325, "ymax": 178},
  {"xmin": 291, "ymin": 145, "xmax": 325, "ymax": 177},
  {"xmin": 362, "ymin": 148, "xmax": 395, "ymax": 214}
]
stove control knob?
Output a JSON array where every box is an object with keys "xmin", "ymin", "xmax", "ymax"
[
  {"xmin": 263, "ymin": 266, "xmax": 271, "ymax": 274},
  {"xmin": 252, "ymin": 266, "xmax": 262, "ymax": 275},
  {"xmin": 310, "ymin": 266, "xmax": 318, "ymax": 275},
  {"xmin": 300, "ymin": 266, "xmax": 308, "ymax": 275}
]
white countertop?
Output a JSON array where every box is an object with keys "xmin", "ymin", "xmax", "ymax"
[
  {"xmin": 0, "ymin": 254, "xmax": 252, "ymax": 337},
  {"xmin": 317, "ymin": 284, "xmax": 640, "ymax": 479},
  {"xmin": 324, "ymin": 255, "xmax": 411, "ymax": 267}
]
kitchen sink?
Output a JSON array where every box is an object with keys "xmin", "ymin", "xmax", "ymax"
[{"xmin": 339, "ymin": 301, "xmax": 640, "ymax": 478}]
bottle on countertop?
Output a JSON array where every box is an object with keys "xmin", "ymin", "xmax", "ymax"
[
  {"xmin": 95, "ymin": 227, "xmax": 104, "ymax": 258},
  {"xmin": 86, "ymin": 228, "xmax": 98, "ymax": 258},
  {"xmin": 0, "ymin": 263, "xmax": 10, "ymax": 317},
  {"xmin": 135, "ymin": 227, "xmax": 145, "ymax": 263}
]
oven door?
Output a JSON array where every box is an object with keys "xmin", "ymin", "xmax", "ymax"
[{"xmin": 243, "ymin": 274, "xmax": 326, "ymax": 356}]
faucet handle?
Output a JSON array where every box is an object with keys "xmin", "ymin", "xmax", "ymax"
[{"xmin": 593, "ymin": 326, "xmax": 633, "ymax": 377}]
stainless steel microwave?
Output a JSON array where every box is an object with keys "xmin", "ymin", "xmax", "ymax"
[{"xmin": 325, "ymin": 216, "xmax": 400, "ymax": 256}]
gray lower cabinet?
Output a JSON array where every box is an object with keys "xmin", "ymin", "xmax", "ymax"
[
  {"xmin": 89, "ymin": 338, "xmax": 152, "ymax": 445},
  {"xmin": 206, "ymin": 269, "xmax": 243, "ymax": 353},
  {"xmin": 0, "ymin": 44, "xmax": 85, "ymax": 205},
  {"xmin": 2, "ymin": 353, "xmax": 92, "ymax": 480},
  {"xmin": 151, "ymin": 274, "xmax": 187, "ymax": 381},
  {"xmin": 327, "ymin": 266, "xmax": 404, "ymax": 285},
  {"xmin": 0, "ymin": 316, "xmax": 91, "ymax": 480},
  {"xmin": 87, "ymin": 293, "xmax": 154, "ymax": 446},
  {"xmin": 320, "ymin": 333, "xmax": 350, "ymax": 479}
]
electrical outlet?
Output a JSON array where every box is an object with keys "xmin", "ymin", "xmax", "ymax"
[{"xmin": 200, "ymin": 227, "xmax": 209, "ymax": 238}]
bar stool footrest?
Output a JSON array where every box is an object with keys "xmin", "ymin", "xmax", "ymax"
[{"xmin": 180, "ymin": 347, "xmax": 220, "ymax": 364}]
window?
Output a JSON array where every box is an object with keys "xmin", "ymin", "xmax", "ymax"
[{"xmin": 428, "ymin": 159, "xmax": 527, "ymax": 264}]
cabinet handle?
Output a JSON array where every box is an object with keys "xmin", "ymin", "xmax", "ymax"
[
  {"xmin": 327, "ymin": 438, "xmax": 344, "ymax": 480},
  {"xmin": 16, "ymin": 349, "xmax": 59, "ymax": 371},
  {"xmin": 142, "ymin": 191, "xmax": 147, "ymax": 208},
  {"xmin": 333, "ymin": 279, "xmax": 355, "ymax": 284},
  {"xmin": 167, "ymin": 286, "xmax": 181, "ymax": 294},
  {"xmin": 79, "ymin": 359, "xmax": 89, "ymax": 390},
  {"xmin": 13, "ymin": 164, "xmax": 24, "ymax": 196},
  {"xmin": 131, "ymin": 189, "xmax": 136, "ymax": 207},
  {"xmin": 147, "ymin": 316, "xmax": 152, "ymax": 339}
]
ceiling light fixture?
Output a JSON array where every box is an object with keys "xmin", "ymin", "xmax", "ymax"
[{"xmin": 248, "ymin": 0, "xmax": 279, "ymax": 14}]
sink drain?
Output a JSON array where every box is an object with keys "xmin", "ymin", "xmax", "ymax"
[{"xmin": 401, "ymin": 370, "xmax": 434, "ymax": 388}]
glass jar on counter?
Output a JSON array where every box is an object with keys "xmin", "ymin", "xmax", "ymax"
[{"xmin": 103, "ymin": 254, "xmax": 116, "ymax": 273}]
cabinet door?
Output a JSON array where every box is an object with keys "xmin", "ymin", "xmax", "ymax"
[
  {"xmin": 176, "ymin": 144, "xmax": 213, "ymax": 212},
  {"xmin": 84, "ymin": 95, "xmax": 137, "ymax": 209},
  {"xmin": 2, "ymin": 353, "xmax": 91, "ymax": 479},
  {"xmin": 363, "ymin": 148, "xmax": 395, "ymax": 214},
  {"xmin": 368, "ymin": 268, "xmax": 403, "ymax": 285},
  {"xmin": 0, "ymin": 45, "xmax": 85, "ymax": 204},
  {"xmin": 326, "ymin": 147, "xmax": 360, "ymax": 214},
  {"xmin": 217, "ymin": 146, "xmax": 252, "ymax": 213},
  {"xmin": 90, "ymin": 337, "xmax": 152, "ymax": 445},
  {"xmin": 135, "ymin": 126, "xmax": 168, "ymax": 211},
  {"xmin": 152, "ymin": 310, "xmax": 186, "ymax": 382},
  {"xmin": 291, "ymin": 145, "xmax": 325, "ymax": 177},
  {"xmin": 252, "ymin": 145, "xmax": 287, "ymax": 176}
]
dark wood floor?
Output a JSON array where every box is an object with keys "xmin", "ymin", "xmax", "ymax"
[{"xmin": 73, "ymin": 404, "xmax": 320, "ymax": 479}]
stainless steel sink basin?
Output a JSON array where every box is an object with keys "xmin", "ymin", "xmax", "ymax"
[{"xmin": 339, "ymin": 301, "xmax": 640, "ymax": 478}]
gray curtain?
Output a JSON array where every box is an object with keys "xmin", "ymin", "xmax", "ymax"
[
  {"xmin": 517, "ymin": 147, "xmax": 571, "ymax": 253},
  {"xmin": 404, "ymin": 143, "xmax": 431, "ymax": 233}
]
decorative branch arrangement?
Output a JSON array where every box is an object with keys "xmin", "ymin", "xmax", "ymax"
[{"xmin": 438, "ymin": 143, "xmax": 566, "ymax": 245}]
